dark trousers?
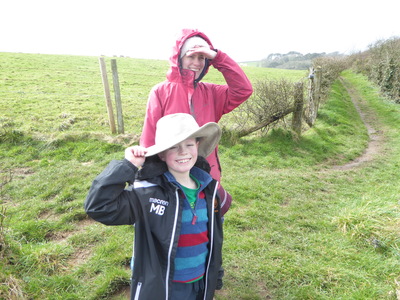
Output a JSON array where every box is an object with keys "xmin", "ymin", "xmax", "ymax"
[{"xmin": 170, "ymin": 279, "xmax": 205, "ymax": 300}]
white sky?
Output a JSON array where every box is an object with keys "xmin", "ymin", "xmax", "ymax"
[{"xmin": 1, "ymin": 0, "xmax": 399, "ymax": 62}]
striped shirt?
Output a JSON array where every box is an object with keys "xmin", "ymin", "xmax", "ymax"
[{"xmin": 173, "ymin": 188, "xmax": 209, "ymax": 283}]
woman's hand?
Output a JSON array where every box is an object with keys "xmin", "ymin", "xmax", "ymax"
[{"xmin": 186, "ymin": 45, "xmax": 217, "ymax": 60}]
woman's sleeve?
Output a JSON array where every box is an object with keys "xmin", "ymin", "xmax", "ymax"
[
  {"xmin": 210, "ymin": 50, "xmax": 253, "ymax": 114},
  {"xmin": 140, "ymin": 86, "xmax": 163, "ymax": 147}
]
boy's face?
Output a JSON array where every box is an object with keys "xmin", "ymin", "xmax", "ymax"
[{"xmin": 159, "ymin": 138, "xmax": 199, "ymax": 175}]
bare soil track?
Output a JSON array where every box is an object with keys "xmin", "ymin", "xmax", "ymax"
[{"xmin": 332, "ymin": 78, "xmax": 384, "ymax": 170}]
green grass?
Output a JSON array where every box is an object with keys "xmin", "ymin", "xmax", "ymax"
[
  {"xmin": 218, "ymin": 70, "xmax": 400, "ymax": 299},
  {"xmin": 0, "ymin": 52, "xmax": 305, "ymax": 137},
  {"xmin": 1, "ymin": 53, "xmax": 400, "ymax": 299}
]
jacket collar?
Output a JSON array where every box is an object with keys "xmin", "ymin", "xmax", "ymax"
[{"xmin": 163, "ymin": 166, "xmax": 213, "ymax": 191}]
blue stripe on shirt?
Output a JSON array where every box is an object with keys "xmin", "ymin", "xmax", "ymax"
[
  {"xmin": 174, "ymin": 251, "xmax": 209, "ymax": 270},
  {"xmin": 181, "ymin": 207, "xmax": 207, "ymax": 223}
]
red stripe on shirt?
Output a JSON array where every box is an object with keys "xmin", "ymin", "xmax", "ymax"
[{"xmin": 178, "ymin": 231, "xmax": 209, "ymax": 247}]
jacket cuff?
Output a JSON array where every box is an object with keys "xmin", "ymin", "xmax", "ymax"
[{"xmin": 122, "ymin": 159, "xmax": 139, "ymax": 184}]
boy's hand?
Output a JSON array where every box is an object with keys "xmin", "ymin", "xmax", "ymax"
[{"xmin": 125, "ymin": 146, "xmax": 147, "ymax": 168}]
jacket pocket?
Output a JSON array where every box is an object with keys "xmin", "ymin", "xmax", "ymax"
[{"xmin": 133, "ymin": 282, "xmax": 142, "ymax": 300}]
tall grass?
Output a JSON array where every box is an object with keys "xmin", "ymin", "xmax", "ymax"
[{"xmin": 1, "ymin": 53, "xmax": 399, "ymax": 299}]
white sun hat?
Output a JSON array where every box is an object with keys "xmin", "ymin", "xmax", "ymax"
[{"xmin": 145, "ymin": 113, "xmax": 221, "ymax": 158}]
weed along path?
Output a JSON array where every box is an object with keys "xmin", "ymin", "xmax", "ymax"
[
  {"xmin": 332, "ymin": 77, "xmax": 385, "ymax": 170},
  {"xmin": 213, "ymin": 71, "xmax": 400, "ymax": 300},
  {"xmin": 310, "ymin": 73, "xmax": 400, "ymax": 299}
]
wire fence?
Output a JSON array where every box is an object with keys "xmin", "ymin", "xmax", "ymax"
[{"xmin": 1, "ymin": 53, "xmax": 321, "ymax": 138}]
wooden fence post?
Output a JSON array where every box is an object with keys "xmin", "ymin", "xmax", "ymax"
[
  {"xmin": 99, "ymin": 57, "xmax": 116, "ymax": 134},
  {"xmin": 313, "ymin": 66, "xmax": 322, "ymax": 113},
  {"xmin": 111, "ymin": 59, "xmax": 124, "ymax": 134},
  {"xmin": 304, "ymin": 66, "xmax": 323, "ymax": 127},
  {"xmin": 292, "ymin": 82, "xmax": 304, "ymax": 137}
]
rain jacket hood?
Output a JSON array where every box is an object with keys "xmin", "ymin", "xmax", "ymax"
[{"xmin": 167, "ymin": 29, "xmax": 214, "ymax": 84}]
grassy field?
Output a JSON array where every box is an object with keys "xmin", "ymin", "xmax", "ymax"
[
  {"xmin": 0, "ymin": 53, "xmax": 306, "ymax": 137},
  {"xmin": 1, "ymin": 53, "xmax": 399, "ymax": 299}
]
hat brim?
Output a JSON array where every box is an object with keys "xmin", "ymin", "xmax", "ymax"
[{"xmin": 145, "ymin": 122, "xmax": 221, "ymax": 158}]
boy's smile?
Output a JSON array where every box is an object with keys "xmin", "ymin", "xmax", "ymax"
[{"xmin": 176, "ymin": 158, "xmax": 191, "ymax": 164}]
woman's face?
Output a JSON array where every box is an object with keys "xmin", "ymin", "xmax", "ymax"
[{"xmin": 181, "ymin": 51, "xmax": 206, "ymax": 80}]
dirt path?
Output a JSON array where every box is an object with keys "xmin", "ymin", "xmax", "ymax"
[{"xmin": 332, "ymin": 77, "xmax": 384, "ymax": 170}]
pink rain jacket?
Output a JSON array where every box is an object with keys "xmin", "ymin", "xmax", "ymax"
[{"xmin": 140, "ymin": 29, "xmax": 253, "ymax": 182}]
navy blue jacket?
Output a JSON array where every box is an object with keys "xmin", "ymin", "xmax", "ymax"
[{"xmin": 84, "ymin": 157, "xmax": 223, "ymax": 300}]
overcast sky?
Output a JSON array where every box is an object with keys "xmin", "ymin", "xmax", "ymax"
[{"xmin": 2, "ymin": 0, "xmax": 399, "ymax": 62}]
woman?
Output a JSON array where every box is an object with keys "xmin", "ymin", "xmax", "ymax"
[{"xmin": 140, "ymin": 28, "xmax": 253, "ymax": 216}]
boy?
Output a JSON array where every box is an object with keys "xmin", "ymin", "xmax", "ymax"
[{"xmin": 85, "ymin": 113, "xmax": 223, "ymax": 300}]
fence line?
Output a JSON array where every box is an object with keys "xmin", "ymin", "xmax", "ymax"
[
  {"xmin": 2, "ymin": 53, "xmax": 323, "ymax": 138},
  {"xmin": 111, "ymin": 59, "xmax": 124, "ymax": 134},
  {"xmin": 292, "ymin": 82, "xmax": 304, "ymax": 136},
  {"xmin": 235, "ymin": 66, "xmax": 323, "ymax": 138},
  {"xmin": 98, "ymin": 57, "xmax": 116, "ymax": 134}
]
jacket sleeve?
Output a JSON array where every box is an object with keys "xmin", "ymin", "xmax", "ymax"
[
  {"xmin": 84, "ymin": 159, "xmax": 140, "ymax": 225},
  {"xmin": 210, "ymin": 50, "xmax": 253, "ymax": 115},
  {"xmin": 140, "ymin": 85, "xmax": 163, "ymax": 148}
]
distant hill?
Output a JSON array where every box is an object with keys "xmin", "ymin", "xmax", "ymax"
[{"xmin": 241, "ymin": 51, "xmax": 345, "ymax": 70}]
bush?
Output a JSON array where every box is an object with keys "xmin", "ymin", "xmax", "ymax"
[
  {"xmin": 312, "ymin": 56, "xmax": 350, "ymax": 102},
  {"xmin": 228, "ymin": 78, "xmax": 298, "ymax": 138},
  {"xmin": 350, "ymin": 37, "xmax": 400, "ymax": 103},
  {"xmin": 226, "ymin": 55, "xmax": 350, "ymax": 140}
]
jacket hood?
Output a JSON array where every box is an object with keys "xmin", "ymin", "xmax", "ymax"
[{"xmin": 166, "ymin": 28, "xmax": 214, "ymax": 84}]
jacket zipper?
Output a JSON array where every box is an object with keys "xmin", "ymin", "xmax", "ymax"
[
  {"xmin": 189, "ymin": 92, "xmax": 195, "ymax": 116},
  {"xmin": 165, "ymin": 189, "xmax": 180, "ymax": 299},
  {"xmin": 203, "ymin": 182, "xmax": 219, "ymax": 300},
  {"xmin": 133, "ymin": 282, "xmax": 142, "ymax": 300}
]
